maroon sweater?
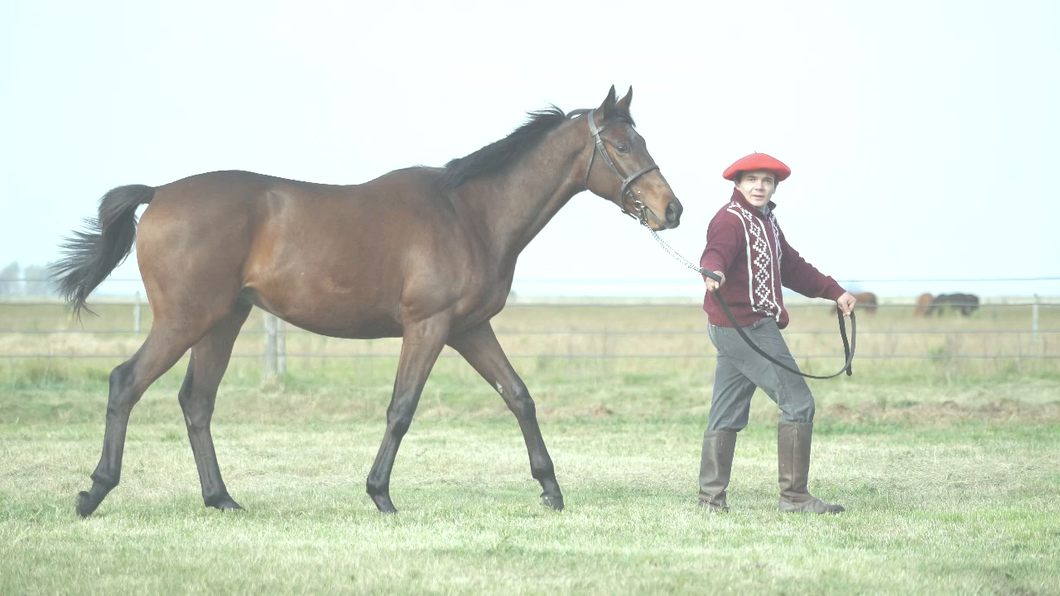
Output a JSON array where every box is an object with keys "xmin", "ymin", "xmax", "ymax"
[{"xmin": 700, "ymin": 189, "xmax": 845, "ymax": 329}]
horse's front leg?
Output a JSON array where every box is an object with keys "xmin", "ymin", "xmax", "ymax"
[
  {"xmin": 365, "ymin": 315, "xmax": 451, "ymax": 513},
  {"xmin": 449, "ymin": 322, "xmax": 564, "ymax": 511}
]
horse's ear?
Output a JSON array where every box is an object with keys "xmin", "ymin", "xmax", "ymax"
[
  {"xmin": 615, "ymin": 86, "xmax": 633, "ymax": 111},
  {"xmin": 598, "ymin": 85, "xmax": 617, "ymax": 117}
]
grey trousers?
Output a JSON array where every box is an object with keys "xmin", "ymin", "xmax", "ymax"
[{"xmin": 707, "ymin": 318, "xmax": 815, "ymax": 431}]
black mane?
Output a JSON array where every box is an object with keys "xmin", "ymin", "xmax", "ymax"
[{"xmin": 437, "ymin": 104, "xmax": 634, "ymax": 192}]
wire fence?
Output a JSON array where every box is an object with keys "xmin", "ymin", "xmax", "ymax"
[{"xmin": 2, "ymin": 285, "xmax": 1058, "ymax": 374}]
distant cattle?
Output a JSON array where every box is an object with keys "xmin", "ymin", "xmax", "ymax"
[
  {"xmin": 926, "ymin": 293, "xmax": 980, "ymax": 316},
  {"xmin": 914, "ymin": 293, "xmax": 933, "ymax": 316}
]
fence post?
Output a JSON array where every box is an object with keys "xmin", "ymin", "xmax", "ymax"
[
  {"xmin": 263, "ymin": 312, "xmax": 277, "ymax": 381},
  {"xmin": 133, "ymin": 292, "xmax": 141, "ymax": 336},
  {"xmin": 1032, "ymin": 294, "xmax": 1040, "ymax": 342},
  {"xmin": 276, "ymin": 318, "xmax": 287, "ymax": 376}
]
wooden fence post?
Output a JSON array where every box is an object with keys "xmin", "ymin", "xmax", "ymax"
[
  {"xmin": 133, "ymin": 292, "xmax": 142, "ymax": 336},
  {"xmin": 277, "ymin": 318, "xmax": 287, "ymax": 376},
  {"xmin": 264, "ymin": 312, "xmax": 277, "ymax": 380},
  {"xmin": 1032, "ymin": 295, "xmax": 1040, "ymax": 342}
]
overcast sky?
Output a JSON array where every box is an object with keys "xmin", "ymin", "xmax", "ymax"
[{"xmin": 2, "ymin": 0, "xmax": 1058, "ymax": 299}]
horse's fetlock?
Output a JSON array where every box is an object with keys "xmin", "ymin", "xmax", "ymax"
[
  {"xmin": 365, "ymin": 479, "xmax": 387, "ymax": 497},
  {"xmin": 532, "ymin": 464, "xmax": 556, "ymax": 482},
  {"xmin": 91, "ymin": 471, "xmax": 119, "ymax": 489}
]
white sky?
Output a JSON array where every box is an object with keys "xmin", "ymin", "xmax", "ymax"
[{"xmin": 2, "ymin": 0, "xmax": 1058, "ymax": 299}]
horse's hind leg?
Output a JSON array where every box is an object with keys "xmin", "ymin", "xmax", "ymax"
[
  {"xmin": 177, "ymin": 303, "xmax": 252, "ymax": 511},
  {"xmin": 76, "ymin": 323, "xmax": 208, "ymax": 518},
  {"xmin": 449, "ymin": 322, "xmax": 564, "ymax": 511}
]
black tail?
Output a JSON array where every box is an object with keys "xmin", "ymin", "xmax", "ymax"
[{"xmin": 51, "ymin": 185, "xmax": 156, "ymax": 320}]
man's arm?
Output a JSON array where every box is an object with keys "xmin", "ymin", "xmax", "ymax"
[
  {"xmin": 778, "ymin": 229, "xmax": 846, "ymax": 302},
  {"xmin": 700, "ymin": 214, "xmax": 742, "ymax": 291}
]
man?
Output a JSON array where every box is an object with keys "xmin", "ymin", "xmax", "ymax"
[{"xmin": 698, "ymin": 152, "xmax": 856, "ymax": 514}]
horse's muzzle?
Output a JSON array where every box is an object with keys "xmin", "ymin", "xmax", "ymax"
[{"xmin": 664, "ymin": 199, "xmax": 682, "ymax": 228}]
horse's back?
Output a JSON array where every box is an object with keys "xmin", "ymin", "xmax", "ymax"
[{"xmin": 137, "ymin": 168, "xmax": 467, "ymax": 338}]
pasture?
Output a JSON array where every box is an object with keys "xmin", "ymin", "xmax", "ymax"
[{"xmin": 2, "ymin": 300, "xmax": 1059, "ymax": 594}]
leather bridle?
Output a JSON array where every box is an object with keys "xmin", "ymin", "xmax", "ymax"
[{"xmin": 581, "ymin": 109, "xmax": 662, "ymax": 227}]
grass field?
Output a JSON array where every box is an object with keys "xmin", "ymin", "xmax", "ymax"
[{"xmin": 2, "ymin": 302, "xmax": 1059, "ymax": 594}]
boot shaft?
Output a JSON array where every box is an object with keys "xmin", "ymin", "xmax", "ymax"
[
  {"xmin": 699, "ymin": 430, "xmax": 737, "ymax": 510},
  {"xmin": 778, "ymin": 421, "xmax": 813, "ymax": 497},
  {"xmin": 777, "ymin": 421, "xmax": 844, "ymax": 514}
]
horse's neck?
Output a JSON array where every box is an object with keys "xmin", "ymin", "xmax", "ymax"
[{"xmin": 458, "ymin": 124, "xmax": 588, "ymax": 267}]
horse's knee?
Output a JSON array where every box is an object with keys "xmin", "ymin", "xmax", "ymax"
[
  {"xmin": 386, "ymin": 397, "xmax": 417, "ymax": 437},
  {"xmin": 502, "ymin": 382, "xmax": 536, "ymax": 419},
  {"xmin": 181, "ymin": 397, "xmax": 215, "ymax": 431}
]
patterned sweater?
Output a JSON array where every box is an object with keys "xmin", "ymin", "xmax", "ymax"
[{"xmin": 699, "ymin": 189, "xmax": 845, "ymax": 329}]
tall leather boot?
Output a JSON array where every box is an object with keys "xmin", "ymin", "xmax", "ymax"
[
  {"xmin": 698, "ymin": 430, "xmax": 737, "ymax": 512},
  {"xmin": 778, "ymin": 422, "xmax": 845, "ymax": 514}
]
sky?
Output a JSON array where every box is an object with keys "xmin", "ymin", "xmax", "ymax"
[{"xmin": 2, "ymin": 0, "xmax": 1059, "ymax": 300}]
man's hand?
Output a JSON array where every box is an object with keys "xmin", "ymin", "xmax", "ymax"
[
  {"xmin": 704, "ymin": 271, "xmax": 726, "ymax": 293},
  {"xmin": 836, "ymin": 292, "xmax": 857, "ymax": 316}
]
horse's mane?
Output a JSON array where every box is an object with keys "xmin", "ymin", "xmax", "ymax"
[{"xmin": 437, "ymin": 104, "xmax": 634, "ymax": 192}]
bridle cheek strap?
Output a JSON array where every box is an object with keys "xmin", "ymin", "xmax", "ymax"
[{"xmin": 582, "ymin": 109, "xmax": 660, "ymax": 223}]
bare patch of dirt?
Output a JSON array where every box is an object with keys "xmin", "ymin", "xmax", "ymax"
[{"xmin": 824, "ymin": 401, "xmax": 1060, "ymax": 424}]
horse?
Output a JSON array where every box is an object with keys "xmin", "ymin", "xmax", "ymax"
[
  {"xmin": 853, "ymin": 292, "xmax": 878, "ymax": 314},
  {"xmin": 927, "ymin": 293, "xmax": 979, "ymax": 316},
  {"xmin": 914, "ymin": 292, "xmax": 933, "ymax": 316},
  {"xmin": 52, "ymin": 86, "xmax": 682, "ymax": 517}
]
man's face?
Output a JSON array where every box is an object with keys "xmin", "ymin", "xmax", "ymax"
[{"xmin": 734, "ymin": 169, "xmax": 777, "ymax": 208}]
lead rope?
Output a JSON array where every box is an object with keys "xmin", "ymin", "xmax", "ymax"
[{"xmin": 645, "ymin": 226, "xmax": 855, "ymax": 379}]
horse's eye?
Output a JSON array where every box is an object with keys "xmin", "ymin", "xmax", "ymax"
[{"xmin": 617, "ymin": 144, "xmax": 630, "ymax": 153}]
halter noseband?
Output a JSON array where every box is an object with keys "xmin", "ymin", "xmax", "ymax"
[{"xmin": 581, "ymin": 109, "xmax": 661, "ymax": 225}]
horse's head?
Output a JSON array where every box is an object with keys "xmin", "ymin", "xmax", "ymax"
[{"xmin": 582, "ymin": 85, "xmax": 682, "ymax": 231}]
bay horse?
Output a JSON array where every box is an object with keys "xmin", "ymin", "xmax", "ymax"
[
  {"xmin": 914, "ymin": 292, "xmax": 933, "ymax": 316},
  {"xmin": 53, "ymin": 86, "xmax": 682, "ymax": 517},
  {"xmin": 853, "ymin": 292, "xmax": 878, "ymax": 314}
]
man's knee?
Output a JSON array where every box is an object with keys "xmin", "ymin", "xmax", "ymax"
[
  {"xmin": 781, "ymin": 396, "xmax": 815, "ymax": 423},
  {"xmin": 707, "ymin": 408, "xmax": 750, "ymax": 432},
  {"xmin": 708, "ymin": 421, "xmax": 748, "ymax": 433}
]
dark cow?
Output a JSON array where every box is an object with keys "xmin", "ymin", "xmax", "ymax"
[{"xmin": 927, "ymin": 293, "xmax": 980, "ymax": 316}]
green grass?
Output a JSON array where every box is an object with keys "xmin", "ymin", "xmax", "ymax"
[
  {"xmin": 2, "ymin": 376, "xmax": 1060, "ymax": 595},
  {"xmin": 2, "ymin": 302, "xmax": 1059, "ymax": 593}
]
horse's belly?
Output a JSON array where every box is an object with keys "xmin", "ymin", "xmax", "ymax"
[{"xmin": 239, "ymin": 286, "xmax": 403, "ymax": 339}]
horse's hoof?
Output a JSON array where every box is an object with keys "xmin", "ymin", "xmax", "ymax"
[
  {"xmin": 206, "ymin": 497, "xmax": 244, "ymax": 512},
  {"xmin": 371, "ymin": 494, "xmax": 398, "ymax": 514},
  {"xmin": 75, "ymin": 491, "xmax": 97, "ymax": 518},
  {"xmin": 541, "ymin": 494, "xmax": 564, "ymax": 511}
]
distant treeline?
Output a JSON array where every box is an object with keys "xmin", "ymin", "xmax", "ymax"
[{"xmin": 0, "ymin": 262, "xmax": 55, "ymax": 296}]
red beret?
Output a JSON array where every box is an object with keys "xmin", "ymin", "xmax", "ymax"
[{"xmin": 722, "ymin": 153, "xmax": 791, "ymax": 182}]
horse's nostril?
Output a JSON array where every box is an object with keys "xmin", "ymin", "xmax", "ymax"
[{"xmin": 666, "ymin": 202, "xmax": 679, "ymax": 224}]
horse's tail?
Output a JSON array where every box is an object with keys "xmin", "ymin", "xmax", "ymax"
[{"xmin": 51, "ymin": 185, "xmax": 156, "ymax": 320}]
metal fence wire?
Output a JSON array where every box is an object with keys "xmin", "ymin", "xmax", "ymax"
[{"xmin": 1, "ymin": 288, "xmax": 1058, "ymax": 367}]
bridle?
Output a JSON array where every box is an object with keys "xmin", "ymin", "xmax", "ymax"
[{"xmin": 581, "ymin": 109, "xmax": 662, "ymax": 227}]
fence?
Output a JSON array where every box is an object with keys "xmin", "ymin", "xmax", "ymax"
[
  {"xmin": 2, "ymin": 276, "xmax": 1059, "ymax": 374},
  {"xmin": 1, "ymin": 290, "xmax": 1058, "ymax": 382}
]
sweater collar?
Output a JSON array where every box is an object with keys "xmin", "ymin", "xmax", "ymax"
[{"xmin": 730, "ymin": 187, "xmax": 777, "ymax": 218}]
